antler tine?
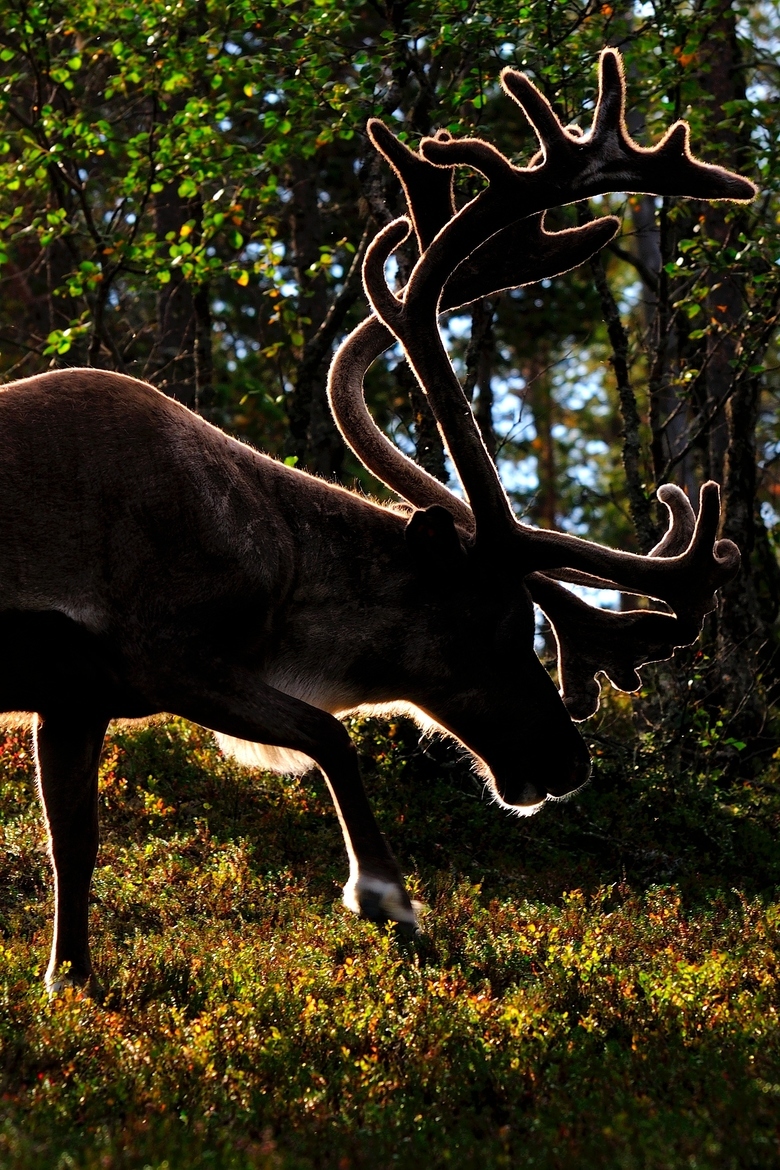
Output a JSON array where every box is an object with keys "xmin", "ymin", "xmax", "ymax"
[
  {"xmin": 649, "ymin": 484, "xmax": 696, "ymax": 557},
  {"xmin": 528, "ymin": 574, "xmax": 703, "ymax": 721},
  {"xmin": 514, "ymin": 481, "xmax": 739, "ymax": 620},
  {"xmin": 545, "ymin": 482, "xmax": 697, "ymax": 593},
  {"xmin": 527, "ymin": 481, "xmax": 723, "ymax": 721},
  {"xmin": 362, "ymin": 218, "xmax": 409, "ymax": 335},
  {"xmin": 497, "ymin": 67, "xmax": 573, "ymax": 167},
  {"xmin": 590, "ymin": 48, "xmax": 624, "ymax": 136},
  {"xmin": 367, "ymin": 119, "xmax": 456, "ymax": 253},
  {"xmin": 421, "ymin": 134, "xmax": 520, "ymax": 187}
]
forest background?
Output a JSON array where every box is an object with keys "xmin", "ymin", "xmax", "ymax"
[{"xmin": 0, "ymin": 0, "xmax": 779, "ymax": 1167}]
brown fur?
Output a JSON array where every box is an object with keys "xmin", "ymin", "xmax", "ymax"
[{"xmin": 1, "ymin": 369, "xmax": 586, "ymax": 989}]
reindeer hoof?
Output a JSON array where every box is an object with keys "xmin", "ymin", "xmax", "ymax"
[
  {"xmin": 46, "ymin": 969, "xmax": 103, "ymax": 1001},
  {"xmin": 343, "ymin": 874, "xmax": 421, "ymax": 933}
]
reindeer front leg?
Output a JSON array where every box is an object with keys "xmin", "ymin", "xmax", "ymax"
[
  {"xmin": 161, "ymin": 672, "xmax": 419, "ymax": 933},
  {"xmin": 34, "ymin": 711, "xmax": 108, "ymax": 994},
  {"xmin": 320, "ymin": 748, "xmax": 420, "ymax": 934}
]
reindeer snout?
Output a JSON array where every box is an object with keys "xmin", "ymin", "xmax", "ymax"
[
  {"xmin": 544, "ymin": 737, "xmax": 591, "ymax": 798},
  {"xmin": 504, "ymin": 779, "xmax": 548, "ymax": 808},
  {"xmin": 494, "ymin": 733, "xmax": 590, "ymax": 809}
]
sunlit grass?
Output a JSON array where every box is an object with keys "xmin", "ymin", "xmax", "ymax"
[{"xmin": 1, "ymin": 710, "xmax": 779, "ymax": 1169}]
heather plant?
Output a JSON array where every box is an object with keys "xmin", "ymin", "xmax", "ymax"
[{"xmin": 1, "ymin": 705, "xmax": 779, "ymax": 1169}]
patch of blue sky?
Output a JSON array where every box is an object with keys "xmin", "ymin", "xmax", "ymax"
[
  {"xmin": 563, "ymin": 582, "xmax": 622, "ymax": 610},
  {"xmin": 499, "ymin": 454, "xmax": 537, "ymax": 498},
  {"xmin": 386, "ymin": 421, "xmax": 416, "ymax": 458},
  {"xmin": 445, "ymin": 314, "xmax": 471, "ymax": 340},
  {"xmin": 383, "ymin": 341, "xmax": 405, "ymax": 371},
  {"xmin": 618, "ymin": 279, "xmax": 643, "ymax": 315},
  {"xmin": 384, "ymin": 253, "xmax": 399, "ymax": 290},
  {"xmin": 760, "ymin": 500, "xmax": 779, "ymax": 528}
]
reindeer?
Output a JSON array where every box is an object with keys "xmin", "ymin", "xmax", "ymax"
[{"xmin": 0, "ymin": 51, "xmax": 754, "ymax": 993}]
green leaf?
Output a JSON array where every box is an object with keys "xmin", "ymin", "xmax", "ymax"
[
  {"xmin": 283, "ymin": 455, "xmax": 298, "ymax": 466},
  {"xmin": 177, "ymin": 178, "xmax": 198, "ymax": 199}
]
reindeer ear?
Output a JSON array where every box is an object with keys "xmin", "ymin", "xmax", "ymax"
[{"xmin": 405, "ymin": 505, "xmax": 465, "ymax": 562}]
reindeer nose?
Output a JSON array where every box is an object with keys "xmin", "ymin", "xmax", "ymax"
[
  {"xmin": 544, "ymin": 741, "xmax": 591, "ymax": 798},
  {"xmin": 490, "ymin": 726, "xmax": 591, "ymax": 808},
  {"xmin": 513, "ymin": 780, "xmax": 547, "ymax": 807}
]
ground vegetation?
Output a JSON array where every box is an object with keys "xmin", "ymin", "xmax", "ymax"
[{"xmin": 0, "ymin": 0, "xmax": 779, "ymax": 1163}]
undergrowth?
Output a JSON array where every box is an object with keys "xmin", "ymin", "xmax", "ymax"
[{"xmin": 1, "ymin": 689, "xmax": 779, "ymax": 1169}]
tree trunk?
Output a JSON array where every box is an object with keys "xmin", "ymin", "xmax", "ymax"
[
  {"xmin": 148, "ymin": 184, "xmax": 213, "ymax": 411},
  {"xmin": 633, "ymin": 196, "xmax": 699, "ymax": 503},
  {"xmin": 697, "ymin": 0, "xmax": 749, "ymax": 485},
  {"xmin": 525, "ymin": 350, "xmax": 557, "ymax": 530},
  {"xmin": 695, "ymin": 0, "xmax": 770, "ymax": 725},
  {"xmin": 285, "ymin": 159, "xmax": 345, "ymax": 478},
  {"xmin": 465, "ymin": 298, "xmax": 498, "ymax": 460},
  {"xmin": 400, "ymin": 363, "xmax": 448, "ymax": 484}
]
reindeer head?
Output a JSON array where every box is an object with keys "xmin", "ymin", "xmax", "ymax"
[{"xmin": 328, "ymin": 49, "xmax": 754, "ymax": 811}]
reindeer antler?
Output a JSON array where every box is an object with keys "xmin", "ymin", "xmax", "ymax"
[
  {"xmin": 527, "ymin": 487, "xmax": 708, "ymax": 719},
  {"xmin": 331, "ymin": 47, "xmax": 754, "ymax": 717},
  {"xmin": 367, "ymin": 121, "xmax": 456, "ymax": 253},
  {"xmin": 363, "ymin": 49, "xmax": 755, "ymax": 543}
]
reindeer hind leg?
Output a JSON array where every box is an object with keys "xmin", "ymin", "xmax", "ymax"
[{"xmin": 34, "ymin": 710, "xmax": 108, "ymax": 994}]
